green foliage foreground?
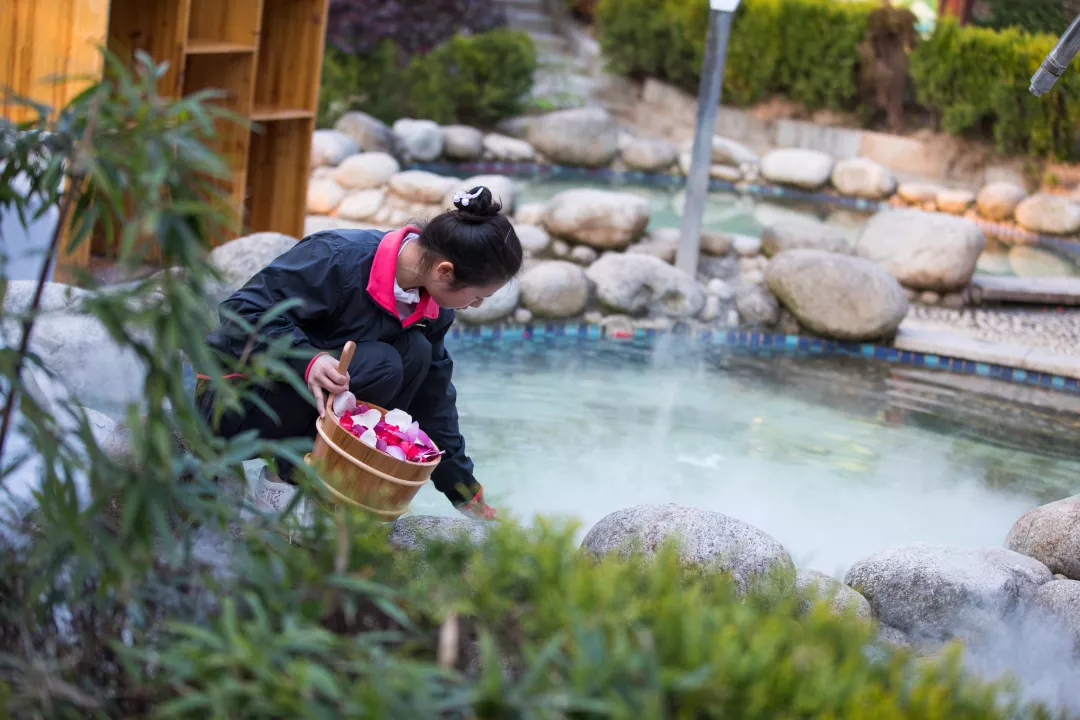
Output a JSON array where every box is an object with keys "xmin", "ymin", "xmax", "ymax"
[{"xmin": 0, "ymin": 53, "xmax": 1057, "ymax": 719}]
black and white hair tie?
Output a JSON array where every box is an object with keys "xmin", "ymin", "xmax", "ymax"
[{"xmin": 453, "ymin": 186, "xmax": 485, "ymax": 208}]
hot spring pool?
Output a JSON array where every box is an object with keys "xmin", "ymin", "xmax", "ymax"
[
  {"xmin": 407, "ymin": 336, "xmax": 1080, "ymax": 575},
  {"xmin": 514, "ymin": 178, "xmax": 1080, "ymax": 279}
]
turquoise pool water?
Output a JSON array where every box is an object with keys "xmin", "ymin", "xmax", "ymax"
[{"xmin": 407, "ymin": 337, "xmax": 1080, "ymax": 576}]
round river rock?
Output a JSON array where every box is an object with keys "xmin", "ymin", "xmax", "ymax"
[
  {"xmin": 581, "ymin": 503, "xmax": 795, "ymax": 594},
  {"xmin": 766, "ymin": 249, "xmax": 908, "ymax": 341},
  {"xmin": 856, "ymin": 209, "xmax": 985, "ymax": 291},
  {"xmin": 519, "ymin": 261, "xmax": 589, "ymax": 318},
  {"xmin": 1006, "ymin": 495, "xmax": 1080, "ymax": 580},
  {"xmin": 845, "ymin": 543, "xmax": 1053, "ymax": 642},
  {"xmin": 543, "ymin": 189, "xmax": 650, "ymax": 250}
]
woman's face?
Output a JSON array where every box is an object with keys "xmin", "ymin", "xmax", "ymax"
[{"xmin": 426, "ymin": 261, "xmax": 506, "ymax": 310}]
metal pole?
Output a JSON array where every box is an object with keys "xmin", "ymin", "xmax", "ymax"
[{"xmin": 676, "ymin": 6, "xmax": 736, "ymax": 277}]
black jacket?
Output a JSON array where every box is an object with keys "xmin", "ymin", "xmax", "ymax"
[{"xmin": 205, "ymin": 227, "xmax": 479, "ymax": 506}]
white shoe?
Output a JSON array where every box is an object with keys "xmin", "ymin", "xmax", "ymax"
[
  {"xmin": 251, "ymin": 466, "xmax": 319, "ymax": 529},
  {"xmin": 253, "ymin": 466, "xmax": 299, "ymax": 514}
]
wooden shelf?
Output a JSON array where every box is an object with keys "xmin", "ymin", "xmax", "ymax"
[
  {"xmin": 4, "ymin": 0, "xmax": 328, "ymax": 269},
  {"xmin": 251, "ymin": 107, "xmax": 315, "ymax": 121},
  {"xmin": 246, "ymin": 117, "xmax": 313, "ymax": 239},
  {"xmin": 254, "ymin": 0, "xmax": 327, "ymax": 115},
  {"xmin": 186, "ymin": 39, "xmax": 256, "ymax": 55},
  {"xmin": 187, "ymin": 0, "xmax": 262, "ymax": 48}
]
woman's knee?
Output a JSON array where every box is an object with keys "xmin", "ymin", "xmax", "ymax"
[
  {"xmin": 347, "ymin": 342, "xmax": 403, "ymax": 407},
  {"xmin": 395, "ymin": 331, "xmax": 432, "ymax": 378}
]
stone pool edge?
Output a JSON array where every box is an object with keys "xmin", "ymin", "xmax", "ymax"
[
  {"xmin": 411, "ymin": 160, "xmax": 1074, "ymax": 253},
  {"xmin": 447, "ymin": 322, "xmax": 1080, "ymax": 395}
]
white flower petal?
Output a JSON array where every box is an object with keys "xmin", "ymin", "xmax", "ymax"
[
  {"xmin": 332, "ymin": 392, "xmax": 357, "ymax": 417},
  {"xmin": 353, "ymin": 408, "xmax": 382, "ymax": 429},
  {"xmin": 384, "ymin": 408, "xmax": 413, "ymax": 431},
  {"xmin": 359, "ymin": 428, "xmax": 378, "ymax": 448}
]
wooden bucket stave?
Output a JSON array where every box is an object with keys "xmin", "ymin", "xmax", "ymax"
[{"xmin": 307, "ymin": 342, "xmax": 439, "ymax": 521}]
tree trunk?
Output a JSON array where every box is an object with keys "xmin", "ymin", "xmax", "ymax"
[{"xmin": 939, "ymin": 0, "xmax": 975, "ymax": 24}]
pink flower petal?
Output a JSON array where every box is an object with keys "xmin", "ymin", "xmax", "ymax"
[
  {"xmin": 376, "ymin": 438, "xmax": 388, "ymax": 452},
  {"xmin": 405, "ymin": 421, "xmax": 420, "ymax": 443},
  {"xmin": 384, "ymin": 445, "xmax": 408, "ymax": 462},
  {"xmin": 416, "ymin": 428, "xmax": 433, "ymax": 448}
]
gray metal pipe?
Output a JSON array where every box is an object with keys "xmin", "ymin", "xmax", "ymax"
[{"xmin": 1031, "ymin": 12, "xmax": 1080, "ymax": 96}]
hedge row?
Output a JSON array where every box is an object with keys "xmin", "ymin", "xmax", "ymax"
[
  {"xmin": 595, "ymin": 0, "xmax": 1080, "ymax": 160},
  {"xmin": 318, "ymin": 29, "xmax": 537, "ymax": 129}
]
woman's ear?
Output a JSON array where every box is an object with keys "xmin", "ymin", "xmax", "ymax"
[{"xmin": 435, "ymin": 260, "xmax": 455, "ymax": 283}]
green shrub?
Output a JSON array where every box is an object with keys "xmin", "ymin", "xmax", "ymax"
[
  {"xmin": 407, "ymin": 29, "xmax": 538, "ymax": 127},
  {"xmin": 973, "ymin": 0, "xmax": 1070, "ymax": 35},
  {"xmin": 595, "ymin": 0, "xmax": 874, "ymax": 110},
  {"xmin": 318, "ymin": 30, "xmax": 536, "ymax": 129},
  {"xmin": 910, "ymin": 18, "xmax": 1080, "ymax": 159}
]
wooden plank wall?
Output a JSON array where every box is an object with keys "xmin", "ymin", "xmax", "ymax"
[{"xmin": 1, "ymin": 0, "xmax": 109, "ymax": 121}]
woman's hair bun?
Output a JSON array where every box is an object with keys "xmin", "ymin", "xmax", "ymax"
[{"xmin": 452, "ymin": 185, "xmax": 501, "ymax": 221}]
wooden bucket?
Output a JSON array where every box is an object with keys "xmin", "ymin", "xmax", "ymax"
[{"xmin": 307, "ymin": 342, "xmax": 439, "ymax": 521}]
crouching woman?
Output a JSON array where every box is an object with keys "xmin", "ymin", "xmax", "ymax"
[{"xmin": 198, "ymin": 186, "xmax": 521, "ymax": 520}]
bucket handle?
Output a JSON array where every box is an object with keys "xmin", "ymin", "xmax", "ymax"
[{"xmin": 326, "ymin": 343, "xmax": 360, "ymax": 416}]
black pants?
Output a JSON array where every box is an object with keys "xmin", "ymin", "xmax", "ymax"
[{"xmin": 199, "ymin": 332, "xmax": 432, "ymax": 481}]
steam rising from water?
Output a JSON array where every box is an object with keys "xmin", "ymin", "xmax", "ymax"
[{"xmin": 412, "ymin": 338, "xmax": 1080, "ymax": 711}]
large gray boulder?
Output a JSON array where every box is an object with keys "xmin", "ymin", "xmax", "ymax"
[
  {"xmin": 760, "ymin": 148, "xmax": 835, "ymax": 190},
  {"xmin": 310, "ymin": 129, "xmax": 360, "ymax": 168},
  {"xmin": 333, "ymin": 152, "xmax": 401, "ymax": 191},
  {"xmin": 845, "ymin": 543, "xmax": 1053, "ymax": 642},
  {"xmin": 856, "ymin": 209, "xmax": 985, "ymax": 291},
  {"xmin": 441, "ymin": 125, "xmax": 484, "ymax": 161},
  {"xmin": 829, "ymin": 157, "xmax": 897, "ymax": 199},
  {"xmin": 1006, "ymin": 495, "xmax": 1080, "ymax": 580},
  {"xmin": 387, "ymin": 170, "xmax": 457, "ymax": 205},
  {"xmin": 392, "ymin": 118, "xmax": 444, "ymax": 162},
  {"xmin": 207, "ymin": 232, "xmax": 299, "ymax": 304},
  {"xmin": 456, "ymin": 280, "xmax": 520, "ymax": 324},
  {"xmin": 1015, "ymin": 193, "xmax": 1080, "ymax": 235},
  {"xmin": 766, "ymin": 250, "xmax": 908, "ymax": 341},
  {"xmin": 333, "ymin": 111, "xmax": 398, "ymax": 155},
  {"xmin": 3, "ymin": 280, "xmax": 89, "ymax": 315},
  {"xmin": 976, "ymin": 182, "xmax": 1027, "ymax": 222},
  {"xmin": 513, "ymin": 224, "xmax": 551, "ymax": 255},
  {"xmin": 585, "ymin": 253, "xmax": 705, "ymax": 318},
  {"xmin": 795, "ymin": 569, "xmax": 872, "ymax": 620},
  {"xmin": 527, "ymin": 108, "xmax": 619, "ymax": 167},
  {"xmin": 306, "ymin": 177, "xmax": 346, "ymax": 214},
  {"xmin": 581, "ymin": 504, "xmax": 795, "ymax": 594},
  {"xmin": 20, "ymin": 313, "xmax": 147, "ymax": 411},
  {"xmin": 519, "ymin": 261, "xmax": 589, "ymax": 318},
  {"xmin": 482, "ymin": 133, "xmax": 536, "ymax": 162},
  {"xmin": 1029, "ymin": 579, "xmax": 1080, "ymax": 652},
  {"xmin": 543, "ymin": 189, "xmax": 650, "ymax": 250},
  {"xmin": 711, "ymin": 136, "xmax": 759, "ymax": 167},
  {"xmin": 388, "ymin": 515, "xmax": 488, "ymax": 552},
  {"xmin": 761, "ymin": 221, "xmax": 852, "ymax": 257},
  {"xmin": 621, "ymin": 138, "xmax": 678, "ymax": 173}
]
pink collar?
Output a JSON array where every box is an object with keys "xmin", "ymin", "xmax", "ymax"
[{"xmin": 367, "ymin": 226, "xmax": 441, "ymax": 327}]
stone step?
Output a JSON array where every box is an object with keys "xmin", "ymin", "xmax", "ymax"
[
  {"xmin": 970, "ymin": 276, "xmax": 1080, "ymax": 306},
  {"xmin": 528, "ymin": 31, "xmax": 570, "ymax": 53},
  {"xmin": 506, "ymin": 7, "xmax": 556, "ymax": 34}
]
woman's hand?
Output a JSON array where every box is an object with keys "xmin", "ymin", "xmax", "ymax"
[
  {"xmin": 459, "ymin": 489, "xmax": 498, "ymax": 521},
  {"xmin": 307, "ymin": 353, "xmax": 350, "ymax": 417}
]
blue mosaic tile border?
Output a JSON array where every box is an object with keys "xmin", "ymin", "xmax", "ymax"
[
  {"xmin": 446, "ymin": 323, "xmax": 1080, "ymax": 395},
  {"xmin": 412, "ymin": 161, "xmax": 1077, "ymax": 252}
]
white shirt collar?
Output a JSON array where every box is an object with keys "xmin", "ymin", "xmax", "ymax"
[{"xmin": 393, "ymin": 233, "xmax": 421, "ymax": 307}]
